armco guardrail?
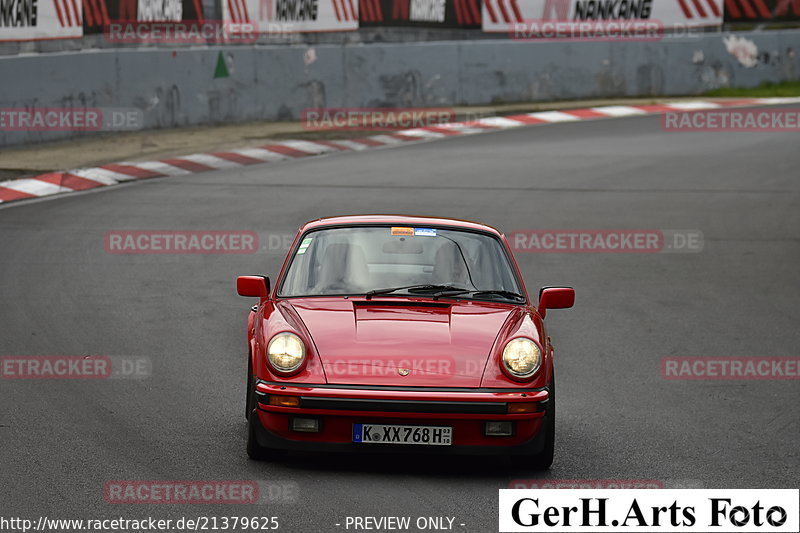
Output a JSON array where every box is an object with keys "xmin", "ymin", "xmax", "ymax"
[{"xmin": 0, "ymin": 29, "xmax": 798, "ymax": 147}]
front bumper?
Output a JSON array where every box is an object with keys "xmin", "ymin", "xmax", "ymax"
[{"xmin": 250, "ymin": 381, "xmax": 550, "ymax": 455}]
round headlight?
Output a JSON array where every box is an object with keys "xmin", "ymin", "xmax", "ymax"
[
  {"xmin": 502, "ymin": 338, "xmax": 541, "ymax": 378},
  {"xmin": 267, "ymin": 333, "xmax": 306, "ymax": 373}
]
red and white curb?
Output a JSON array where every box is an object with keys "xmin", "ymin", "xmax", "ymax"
[{"xmin": 1, "ymin": 97, "xmax": 798, "ymax": 205}]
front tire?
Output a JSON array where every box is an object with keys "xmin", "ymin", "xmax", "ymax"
[
  {"xmin": 530, "ymin": 376, "xmax": 555, "ymax": 470},
  {"xmin": 246, "ymin": 414, "xmax": 287, "ymax": 461},
  {"xmin": 246, "ymin": 416, "xmax": 269, "ymax": 460},
  {"xmin": 245, "ymin": 359, "xmax": 254, "ymax": 420}
]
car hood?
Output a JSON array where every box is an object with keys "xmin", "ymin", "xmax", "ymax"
[{"xmin": 284, "ymin": 298, "xmax": 516, "ymax": 387}]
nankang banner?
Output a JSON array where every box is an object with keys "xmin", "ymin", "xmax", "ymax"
[
  {"xmin": 223, "ymin": 0, "xmax": 358, "ymax": 34},
  {"xmin": 359, "ymin": 0, "xmax": 481, "ymax": 28},
  {"xmin": 482, "ymin": 0, "xmax": 723, "ymax": 32},
  {"xmin": 0, "ymin": 0, "xmax": 82, "ymax": 41},
  {"xmin": 83, "ymin": 0, "xmax": 204, "ymax": 35}
]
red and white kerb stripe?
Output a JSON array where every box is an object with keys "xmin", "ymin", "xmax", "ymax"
[{"xmin": 2, "ymin": 98, "xmax": 798, "ymax": 206}]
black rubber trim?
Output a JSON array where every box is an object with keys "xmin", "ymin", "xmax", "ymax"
[
  {"xmin": 299, "ymin": 397, "xmax": 507, "ymax": 414},
  {"xmin": 257, "ymin": 379, "xmax": 547, "ymax": 394}
]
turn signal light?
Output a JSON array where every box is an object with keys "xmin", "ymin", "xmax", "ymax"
[
  {"xmin": 507, "ymin": 402, "xmax": 539, "ymax": 414},
  {"xmin": 269, "ymin": 395, "xmax": 300, "ymax": 408}
]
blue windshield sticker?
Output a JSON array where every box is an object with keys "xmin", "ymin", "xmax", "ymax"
[{"xmin": 414, "ymin": 228, "xmax": 437, "ymax": 237}]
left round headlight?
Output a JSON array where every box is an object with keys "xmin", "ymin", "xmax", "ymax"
[
  {"xmin": 267, "ymin": 332, "xmax": 306, "ymax": 373},
  {"xmin": 502, "ymin": 338, "xmax": 541, "ymax": 379}
]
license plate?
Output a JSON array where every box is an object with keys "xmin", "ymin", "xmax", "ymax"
[{"xmin": 353, "ymin": 424, "xmax": 452, "ymax": 446}]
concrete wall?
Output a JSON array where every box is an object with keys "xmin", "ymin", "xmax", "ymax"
[{"xmin": 1, "ymin": 30, "xmax": 798, "ymax": 146}]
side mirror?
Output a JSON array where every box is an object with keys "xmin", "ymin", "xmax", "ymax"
[
  {"xmin": 538, "ymin": 287, "xmax": 575, "ymax": 318},
  {"xmin": 237, "ymin": 276, "xmax": 270, "ymax": 299}
]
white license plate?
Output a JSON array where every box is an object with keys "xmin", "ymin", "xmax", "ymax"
[{"xmin": 353, "ymin": 424, "xmax": 452, "ymax": 446}]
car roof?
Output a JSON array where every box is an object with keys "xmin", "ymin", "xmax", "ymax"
[{"xmin": 298, "ymin": 215, "xmax": 504, "ymax": 237}]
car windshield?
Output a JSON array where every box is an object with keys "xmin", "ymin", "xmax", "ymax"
[{"xmin": 278, "ymin": 225, "xmax": 523, "ymax": 301}]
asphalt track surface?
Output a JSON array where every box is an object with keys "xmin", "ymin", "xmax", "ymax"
[{"xmin": 1, "ymin": 107, "xmax": 799, "ymax": 532}]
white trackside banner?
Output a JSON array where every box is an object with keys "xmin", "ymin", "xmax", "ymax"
[
  {"xmin": 0, "ymin": 0, "xmax": 82, "ymax": 41},
  {"xmin": 482, "ymin": 0, "xmax": 723, "ymax": 32},
  {"xmin": 499, "ymin": 489, "xmax": 800, "ymax": 532},
  {"xmin": 223, "ymin": 0, "xmax": 358, "ymax": 33}
]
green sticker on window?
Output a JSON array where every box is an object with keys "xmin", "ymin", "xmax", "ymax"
[{"xmin": 297, "ymin": 237, "xmax": 313, "ymax": 254}]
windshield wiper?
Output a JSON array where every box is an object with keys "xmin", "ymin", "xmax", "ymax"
[
  {"xmin": 364, "ymin": 284, "xmax": 467, "ymax": 300},
  {"xmin": 432, "ymin": 288, "xmax": 526, "ymax": 301}
]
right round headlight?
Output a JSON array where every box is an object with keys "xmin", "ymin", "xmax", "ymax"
[
  {"xmin": 267, "ymin": 332, "xmax": 306, "ymax": 373},
  {"xmin": 502, "ymin": 337, "xmax": 541, "ymax": 378}
]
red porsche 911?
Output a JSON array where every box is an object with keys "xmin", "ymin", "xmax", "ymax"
[{"xmin": 237, "ymin": 215, "xmax": 574, "ymax": 468}]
